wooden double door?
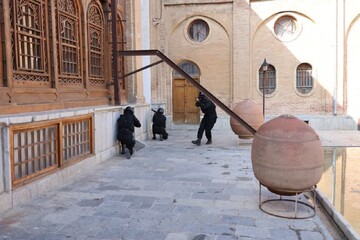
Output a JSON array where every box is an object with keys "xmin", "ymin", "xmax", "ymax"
[{"xmin": 172, "ymin": 78, "xmax": 200, "ymax": 124}]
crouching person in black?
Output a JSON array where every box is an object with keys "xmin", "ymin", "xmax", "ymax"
[
  {"xmin": 191, "ymin": 93, "xmax": 217, "ymax": 146},
  {"xmin": 117, "ymin": 106, "xmax": 141, "ymax": 159},
  {"xmin": 152, "ymin": 107, "xmax": 168, "ymax": 141}
]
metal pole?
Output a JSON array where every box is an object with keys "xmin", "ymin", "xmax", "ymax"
[
  {"xmin": 263, "ymin": 70, "xmax": 265, "ymax": 117},
  {"xmin": 261, "ymin": 58, "xmax": 267, "ymax": 118},
  {"xmin": 111, "ymin": 0, "xmax": 120, "ymax": 105},
  {"xmin": 120, "ymin": 50, "xmax": 257, "ymax": 135}
]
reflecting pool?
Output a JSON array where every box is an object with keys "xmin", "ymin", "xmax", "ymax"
[{"xmin": 317, "ymin": 147, "xmax": 360, "ymax": 236}]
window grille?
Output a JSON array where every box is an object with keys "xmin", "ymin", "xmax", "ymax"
[
  {"xmin": 0, "ymin": 4, "xmax": 3, "ymax": 87},
  {"xmin": 296, "ymin": 63, "xmax": 313, "ymax": 94},
  {"xmin": 259, "ymin": 65, "xmax": 276, "ymax": 94},
  {"xmin": 188, "ymin": 20, "xmax": 209, "ymax": 42},
  {"xmin": 173, "ymin": 61, "xmax": 200, "ymax": 79},
  {"xmin": 57, "ymin": 0, "xmax": 82, "ymax": 85},
  {"xmin": 12, "ymin": 124, "xmax": 58, "ymax": 186},
  {"xmin": 109, "ymin": 13, "xmax": 126, "ymax": 91},
  {"xmin": 11, "ymin": 0, "xmax": 50, "ymax": 79},
  {"xmin": 87, "ymin": 1, "xmax": 104, "ymax": 85},
  {"xmin": 62, "ymin": 118, "xmax": 91, "ymax": 162},
  {"xmin": 10, "ymin": 115, "xmax": 93, "ymax": 187}
]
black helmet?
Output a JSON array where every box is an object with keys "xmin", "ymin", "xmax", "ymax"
[
  {"xmin": 124, "ymin": 106, "xmax": 134, "ymax": 113},
  {"xmin": 157, "ymin": 108, "xmax": 164, "ymax": 114}
]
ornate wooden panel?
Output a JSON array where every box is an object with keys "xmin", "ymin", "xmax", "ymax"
[
  {"xmin": 0, "ymin": 0, "xmax": 126, "ymax": 114},
  {"xmin": 0, "ymin": 2, "xmax": 3, "ymax": 87},
  {"xmin": 173, "ymin": 78, "xmax": 200, "ymax": 124},
  {"xmin": 87, "ymin": 0, "xmax": 105, "ymax": 87},
  {"xmin": 108, "ymin": 11, "xmax": 127, "ymax": 104},
  {"xmin": 56, "ymin": 0, "xmax": 83, "ymax": 87},
  {"xmin": 10, "ymin": 0, "xmax": 51, "ymax": 87},
  {"xmin": 173, "ymin": 79, "xmax": 186, "ymax": 124}
]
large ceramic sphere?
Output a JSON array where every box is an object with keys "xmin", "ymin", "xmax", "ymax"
[
  {"xmin": 230, "ymin": 99, "xmax": 264, "ymax": 139},
  {"xmin": 251, "ymin": 114, "xmax": 324, "ymax": 195}
]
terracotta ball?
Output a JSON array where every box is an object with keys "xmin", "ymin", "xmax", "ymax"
[
  {"xmin": 251, "ymin": 114, "xmax": 324, "ymax": 195},
  {"xmin": 230, "ymin": 99, "xmax": 264, "ymax": 139}
]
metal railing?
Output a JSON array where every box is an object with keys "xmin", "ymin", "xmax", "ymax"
[{"xmin": 119, "ymin": 49, "xmax": 256, "ymax": 135}]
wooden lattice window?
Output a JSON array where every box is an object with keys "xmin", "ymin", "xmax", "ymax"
[
  {"xmin": 56, "ymin": 0, "xmax": 82, "ymax": 85},
  {"xmin": 62, "ymin": 118, "xmax": 92, "ymax": 163},
  {"xmin": 259, "ymin": 64, "xmax": 276, "ymax": 95},
  {"xmin": 10, "ymin": 115, "xmax": 93, "ymax": 187},
  {"xmin": 87, "ymin": 1, "xmax": 104, "ymax": 85},
  {"xmin": 0, "ymin": 5, "xmax": 3, "ymax": 87},
  {"xmin": 296, "ymin": 63, "xmax": 313, "ymax": 94},
  {"xmin": 11, "ymin": 124, "xmax": 59, "ymax": 187},
  {"xmin": 10, "ymin": 0, "xmax": 50, "ymax": 83}
]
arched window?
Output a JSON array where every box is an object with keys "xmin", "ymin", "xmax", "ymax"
[
  {"xmin": 296, "ymin": 63, "xmax": 313, "ymax": 94},
  {"xmin": 259, "ymin": 64, "xmax": 276, "ymax": 95},
  {"xmin": 56, "ymin": 0, "xmax": 83, "ymax": 86},
  {"xmin": 87, "ymin": 0, "xmax": 104, "ymax": 85},
  {"xmin": 10, "ymin": 0, "xmax": 50, "ymax": 84},
  {"xmin": 173, "ymin": 61, "xmax": 200, "ymax": 78}
]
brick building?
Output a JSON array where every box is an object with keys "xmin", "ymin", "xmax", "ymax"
[{"xmin": 149, "ymin": 0, "xmax": 360, "ymax": 129}]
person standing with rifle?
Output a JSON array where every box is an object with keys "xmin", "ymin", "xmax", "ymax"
[{"xmin": 191, "ymin": 92, "xmax": 217, "ymax": 146}]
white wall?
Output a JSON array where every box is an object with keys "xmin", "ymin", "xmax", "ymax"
[{"xmin": 141, "ymin": 0, "xmax": 151, "ymax": 104}]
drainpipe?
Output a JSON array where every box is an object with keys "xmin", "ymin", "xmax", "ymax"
[
  {"xmin": 111, "ymin": 0, "xmax": 120, "ymax": 105},
  {"xmin": 333, "ymin": 0, "xmax": 338, "ymax": 116}
]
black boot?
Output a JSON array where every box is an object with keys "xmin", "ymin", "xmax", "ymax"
[
  {"xmin": 191, "ymin": 139, "xmax": 201, "ymax": 146},
  {"xmin": 206, "ymin": 139, "xmax": 212, "ymax": 145}
]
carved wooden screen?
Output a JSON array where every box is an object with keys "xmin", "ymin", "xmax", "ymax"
[
  {"xmin": 0, "ymin": 1, "xmax": 3, "ymax": 87},
  {"xmin": 109, "ymin": 12, "xmax": 127, "ymax": 102},
  {"xmin": 56, "ymin": 0, "xmax": 83, "ymax": 86},
  {"xmin": 10, "ymin": 0, "xmax": 50, "ymax": 86},
  {"xmin": 117, "ymin": 15, "xmax": 126, "ymax": 98},
  {"xmin": 87, "ymin": 0, "xmax": 105, "ymax": 86}
]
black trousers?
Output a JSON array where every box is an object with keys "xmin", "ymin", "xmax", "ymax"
[
  {"xmin": 120, "ymin": 138, "xmax": 135, "ymax": 154},
  {"xmin": 197, "ymin": 116, "xmax": 217, "ymax": 140},
  {"xmin": 152, "ymin": 125, "xmax": 168, "ymax": 139}
]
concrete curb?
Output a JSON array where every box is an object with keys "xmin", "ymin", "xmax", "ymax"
[{"xmin": 316, "ymin": 189, "xmax": 360, "ymax": 240}]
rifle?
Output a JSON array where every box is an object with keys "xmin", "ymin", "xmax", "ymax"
[{"xmin": 151, "ymin": 109, "xmax": 157, "ymax": 113}]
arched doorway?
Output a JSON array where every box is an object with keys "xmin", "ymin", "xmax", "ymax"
[{"xmin": 172, "ymin": 61, "xmax": 200, "ymax": 124}]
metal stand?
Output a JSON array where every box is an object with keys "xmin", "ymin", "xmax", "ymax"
[{"xmin": 258, "ymin": 183, "xmax": 317, "ymax": 219}]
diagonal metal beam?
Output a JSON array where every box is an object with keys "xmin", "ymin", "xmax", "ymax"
[
  {"xmin": 120, "ymin": 50, "xmax": 256, "ymax": 135},
  {"xmin": 120, "ymin": 60, "xmax": 163, "ymax": 79}
]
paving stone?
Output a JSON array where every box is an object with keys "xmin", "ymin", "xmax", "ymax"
[
  {"xmin": 269, "ymin": 228, "xmax": 298, "ymax": 240},
  {"xmin": 0, "ymin": 129, "xmax": 340, "ymax": 240},
  {"xmin": 299, "ymin": 230, "xmax": 326, "ymax": 240}
]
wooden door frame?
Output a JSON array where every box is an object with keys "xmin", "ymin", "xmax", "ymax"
[{"xmin": 172, "ymin": 77, "xmax": 200, "ymax": 124}]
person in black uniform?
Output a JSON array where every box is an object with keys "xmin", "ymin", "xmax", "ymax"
[
  {"xmin": 116, "ymin": 106, "xmax": 141, "ymax": 159},
  {"xmin": 191, "ymin": 93, "xmax": 217, "ymax": 146},
  {"xmin": 152, "ymin": 107, "xmax": 168, "ymax": 141}
]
